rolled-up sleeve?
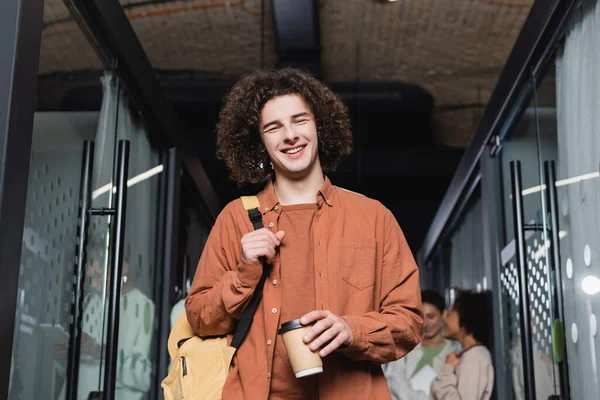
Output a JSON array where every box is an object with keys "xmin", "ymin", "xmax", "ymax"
[{"xmin": 340, "ymin": 210, "xmax": 423, "ymax": 363}]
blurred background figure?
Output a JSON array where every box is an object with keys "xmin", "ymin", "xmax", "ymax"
[
  {"xmin": 383, "ymin": 289, "xmax": 457, "ymax": 400},
  {"xmin": 430, "ymin": 289, "xmax": 494, "ymax": 400}
]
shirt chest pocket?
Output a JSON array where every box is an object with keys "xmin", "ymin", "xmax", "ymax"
[{"xmin": 340, "ymin": 237, "xmax": 377, "ymax": 290}]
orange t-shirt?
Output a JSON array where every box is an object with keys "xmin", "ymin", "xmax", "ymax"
[{"xmin": 270, "ymin": 203, "xmax": 319, "ymax": 398}]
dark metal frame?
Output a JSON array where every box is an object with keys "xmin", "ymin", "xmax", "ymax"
[
  {"xmin": 153, "ymin": 148, "xmax": 182, "ymax": 397},
  {"xmin": 480, "ymin": 153, "xmax": 511, "ymax": 400},
  {"xmin": 149, "ymin": 147, "xmax": 168, "ymax": 400},
  {"xmin": 0, "ymin": 0, "xmax": 45, "ymax": 397},
  {"xmin": 101, "ymin": 140, "xmax": 130, "ymax": 400},
  {"xmin": 65, "ymin": 0, "xmax": 221, "ymax": 220},
  {"xmin": 418, "ymin": 0, "xmax": 581, "ymax": 263}
]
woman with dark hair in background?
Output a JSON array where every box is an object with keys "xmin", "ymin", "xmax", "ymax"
[{"xmin": 430, "ymin": 289, "xmax": 494, "ymax": 400}]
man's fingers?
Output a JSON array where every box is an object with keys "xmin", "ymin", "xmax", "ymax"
[
  {"xmin": 300, "ymin": 310, "xmax": 328, "ymax": 326},
  {"xmin": 302, "ymin": 314, "xmax": 333, "ymax": 343},
  {"xmin": 308, "ymin": 326, "xmax": 337, "ymax": 352},
  {"xmin": 250, "ymin": 228, "xmax": 282, "ymax": 245},
  {"xmin": 319, "ymin": 335, "xmax": 347, "ymax": 357},
  {"xmin": 245, "ymin": 240, "xmax": 273, "ymax": 250},
  {"xmin": 243, "ymin": 231, "xmax": 278, "ymax": 247},
  {"xmin": 264, "ymin": 247, "xmax": 276, "ymax": 263}
]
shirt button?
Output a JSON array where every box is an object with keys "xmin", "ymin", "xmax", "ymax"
[
  {"xmin": 274, "ymin": 205, "xmax": 279, "ymax": 210},
  {"xmin": 267, "ymin": 340, "xmax": 272, "ymax": 346},
  {"xmin": 272, "ymin": 308, "xmax": 278, "ymax": 314},
  {"xmin": 326, "ymin": 199, "xmax": 332, "ymax": 205},
  {"xmin": 269, "ymin": 222, "xmax": 274, "ymax": 228},
  {"xmin": 272, "ymin": 279, "xmax": 278, "ymax": 285},
  {"xmin": 267, "ymin": 372, "xmax": 271, "ymax": 378},
  {"xmin": 264, "ymin": 207, "xmax": 269, "ymax": 211}
]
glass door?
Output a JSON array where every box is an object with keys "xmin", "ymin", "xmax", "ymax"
[
  {"xmin": 112, "ymin": 85, "xmax": 163, "ymax": 400},
  {"xmin": 75, "ymin": 72, "xmax": 164, "ymax": 400},
  {"xmin": 72, "ymin": 71, "xmax": 124, "ymax": 400},
  {"xmin": 9, "ymin": 68, "xmax": 120, "ymax": 400},
  {"xmin": 496, "ymin": 71, "xmax": 565, "ymax": 400},
  {"xmin": 539, "ymin": 23, "xmax": 600, "ymax": 399},
  {"xmin": 9, "ymin": 68, "xmax": 165, "ymax": 400}
]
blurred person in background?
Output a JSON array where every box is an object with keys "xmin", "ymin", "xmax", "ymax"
[
  {"xmin": 430, "ymin": 289, "xmax": 494, "ymax": 400},
  {"xmin": 383, "ymin": 289, "xmax": 457, "ymax": 400}
]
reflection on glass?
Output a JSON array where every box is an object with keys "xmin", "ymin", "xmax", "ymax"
[
  {"xmin": 498, "ymin": 67, "xmax": 561, "ymax": 398},
  {"xmin": 115, "ymin": 77, "xmax": 161, "ymax": 400},
  {"xmin": 540, "ymin": 7, "xmax": 600, "ymax": 396},
  {"xmin": 9, "ymin": 1, "xmax": 106, "ymax": 394},
  {"xmin": 9, "ymin": 112, "xmax": 98, "ymax": 400},
  {"xmin": 57, "ymin": 256, "xmax": 154, "ymax": 400},
  {"xmin": 581, "ymin": 276, "xmax": 600, "ymax": 296}
]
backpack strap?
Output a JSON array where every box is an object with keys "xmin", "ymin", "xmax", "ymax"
[
  {"xmin": 241, "ymin": 195, "xmax": 263, "ymax": 230},
  {"xmin": 230, "ymin": 195, "xmax": 269, "ymax": 349}
]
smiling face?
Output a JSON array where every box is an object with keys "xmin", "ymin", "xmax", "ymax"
[
  {"xmin": 422, "ymin": 302, "xmax": 446, "ymax": 340},
  {"xmin": 259, "ymin": 94, "xmax": 321, "ymax": 181}
]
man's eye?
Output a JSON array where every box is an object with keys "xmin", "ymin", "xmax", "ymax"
[{"xmin": 295, "ymin": 119, "xmax": 308, "ymax": 123}]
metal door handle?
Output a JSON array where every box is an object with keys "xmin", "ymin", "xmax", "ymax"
[
  {"xmin": 66, "ymin": 141, "xmax": 94, "ymax": 400},
  {"xmin": 66, "ymin": 140, "xmax": 130, "ymax": 400},
  {"xmin": 100, "ymin": 140, "xmax": 130, "ymax": 400},
  {"xmin": 510, "ymin": 160, "xmax": 537, "ymax": 400}
]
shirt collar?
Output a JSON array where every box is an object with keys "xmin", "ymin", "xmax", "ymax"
[{"xmin": 258, "ymin": 175, "xmax": 335, "ymax": 214}]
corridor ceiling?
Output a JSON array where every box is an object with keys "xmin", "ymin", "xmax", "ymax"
[
  {"xmin": 41, "ymin": 0, "xmax": 533, "ymax": 147},
  {"xmin": 38, "ymin": 0, "xmax": 534, "ymax": 250}
]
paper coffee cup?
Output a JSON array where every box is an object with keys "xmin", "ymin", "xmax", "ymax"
[{"xmin": 278, "ymin": 319, "xmax": 323, "ymax": 378}]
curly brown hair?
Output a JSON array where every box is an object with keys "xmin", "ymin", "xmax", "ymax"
[{"xmin": 216, "ymin": 67, "xmax": 353, "ymax": 184}]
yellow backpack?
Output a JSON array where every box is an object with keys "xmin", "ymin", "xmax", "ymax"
[{"xmin": 161, "ymin": 196, "xmax": 267, "ymax": 400}]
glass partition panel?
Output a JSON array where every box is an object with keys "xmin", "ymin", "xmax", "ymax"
[{"xmin": 541, "ymin": 4, "xmax": 600, "ymax": 397}]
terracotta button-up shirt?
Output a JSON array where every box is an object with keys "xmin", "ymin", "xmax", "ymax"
[{"xmin": 186, "ymin": 177, "xmax": 423, "ymax": 399}]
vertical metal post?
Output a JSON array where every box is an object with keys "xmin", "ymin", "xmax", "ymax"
[
  {"xmin": 510, "ymin": 161, "xmax": 537, "ymax": 400},
  {"xmin": 66, "ymin": 141, "xmax": 94, "ymax": 400},
  {"xmin": 153, "ymin": 148, "xmax": 181, "ymax": 397},
  {"xmin": 544, "ymin": 160, "xmax": 571, "ymax": 399},
  {"xmin": 480, "ymin": 153, "xmax": 511, "ymax": 400},
  {"xmin": 102, "ymin": 140, "xmax": 129, "ymax": 400},
  {"xmin": 0, "ymin": 0, "xmax": 44, "ymax": 397}
]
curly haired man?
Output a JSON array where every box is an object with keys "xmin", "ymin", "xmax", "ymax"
[{"xmin": 185, "ymin": 67, "xmax": 423, "ymax": 399}]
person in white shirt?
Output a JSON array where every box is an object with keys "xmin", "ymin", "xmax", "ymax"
[{"xmin": 383, "ymin": 290, "xmax": 456, "ymax": 400}]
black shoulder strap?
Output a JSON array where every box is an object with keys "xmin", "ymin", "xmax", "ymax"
[{"xmin": 230, "ymin": 196, "xmax": 269, "ymax": 349}]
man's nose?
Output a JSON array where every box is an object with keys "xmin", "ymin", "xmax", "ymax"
[{"xmin": 283, "ymin": 125, "xmax": 299, "ymax": 141}]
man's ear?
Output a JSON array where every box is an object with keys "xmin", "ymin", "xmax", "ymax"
[{"xmin": 442, "ymin": 309, "xmax": 449, "ymax": 320}]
